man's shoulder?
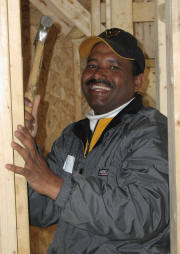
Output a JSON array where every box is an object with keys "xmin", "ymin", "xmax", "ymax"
[{"xmin": 138, "ymin": 106, "xmax": 167, "ymax": 125}]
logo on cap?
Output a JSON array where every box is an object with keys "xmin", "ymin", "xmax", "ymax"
[{"xmin": 105, "ymin": 28, "xmax": 120, "ymax": 38}]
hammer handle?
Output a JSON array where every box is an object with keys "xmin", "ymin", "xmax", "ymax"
[{"xmin": 25, "ymin": 41, "xmax": 45, "ymax": 113}]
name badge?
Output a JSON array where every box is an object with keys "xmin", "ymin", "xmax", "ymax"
[{"xmin": 63, "ymin": 155, "xmax": 75, "ymax": 174}]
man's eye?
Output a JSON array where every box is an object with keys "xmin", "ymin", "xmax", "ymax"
[
  {"xmin": 110, "ymin": 65, "xmax": 119, "ymax": 70},
  {"xmin": 87, "ymin": 64, "xmax": 97, "ymax": 69}
]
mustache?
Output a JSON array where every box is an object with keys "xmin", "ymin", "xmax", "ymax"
[{"xmin": 85, "ymin": 78, "xmax": 114, "ymax": 88}]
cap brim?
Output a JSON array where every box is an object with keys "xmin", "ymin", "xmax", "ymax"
[
  {"xmin": 79, "ymin": 36, "xmax": 135, "ymax": 61},
  {"xmin": 79, "ymin": 36, "xmax": 103, "ymax": 58}
]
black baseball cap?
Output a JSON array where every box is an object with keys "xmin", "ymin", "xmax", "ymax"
[{"xmin": 79, "ymin": 28, "xmax": 145, "ymax": 73}]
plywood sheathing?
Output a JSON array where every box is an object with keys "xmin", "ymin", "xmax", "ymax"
[
  {"xmin": 22, "ymin": 2, "xmax": 75, "ymax": 155},
  {"xmin": 21, "ymin": 3, "xmax": 75, "ymax": 252}
]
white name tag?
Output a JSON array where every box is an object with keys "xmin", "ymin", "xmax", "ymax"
[{"xmin": 63, "ymin": 155, "xmax": 75, "ymax": 174}]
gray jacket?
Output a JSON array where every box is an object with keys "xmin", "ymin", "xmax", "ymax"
[{"xmin": 29, "ymin": 94, "xmax": 169, "ymax": 253}]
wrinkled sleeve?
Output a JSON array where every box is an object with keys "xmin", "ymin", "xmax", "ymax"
[
  {"xmin": 28, "ymin": 135, "xmax": 66, "ymax": 227},
  {"xmin": 55, "ymin": 119, "xmax": 169, "ymax": 241}
]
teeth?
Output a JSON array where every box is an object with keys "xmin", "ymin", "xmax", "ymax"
[{"xmin": 91, "ymin": 85, "xmax": 111, "ymax": 91}]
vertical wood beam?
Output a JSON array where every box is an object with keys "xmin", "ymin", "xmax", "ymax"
[
  {"xmin": 0, "ymin": 0, "xmax": 18, "ymax": 253},
  {"xmin": 155, "ymin": 0, "xmax": 167, "ymax": 116},
  {"xmin": 8, "ymin": 0, "xmax": 30, "ymax": 253},
  {"xmin": 105, "ymin": 0, "xmax": 111, "ymax": 29},
  {"xmin": 91, "ymin": 0, "xmax": 101, "ymax": 35},
  {"xmin": 0, "ymin": 0, "xmax": 30, "ymax": 253},
  {"xmin": 72, "ymin": 39, "xmax": 83, "ymax": 121},
  {"xmin": 166, "ymin": 0, "xmax": 180, "ymax": 253},
  {"xmin": 111, "ymin": 0, "xmax": 133, "ymax": 33}
]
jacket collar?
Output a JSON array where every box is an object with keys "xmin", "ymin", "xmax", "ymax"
[{"xmin": 73, "ymin": 93, "xmax": 143, "ymax": 144}]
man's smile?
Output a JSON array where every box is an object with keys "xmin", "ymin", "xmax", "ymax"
[
  {"xmin": 89, "ymin": 84, "xmax": 111, "ymax": 92},
  {"xmin": 85, "ymin": 78, "xmax": 113, "ymax": 93}
]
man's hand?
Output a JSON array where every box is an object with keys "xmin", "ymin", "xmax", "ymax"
[
  {"xmin": 6, "ymin": 125, "xmax": 62, "ymax": 200},
  {"xmin": 24, "ymin": 95, "xmax": 40, "ymax": 138}
]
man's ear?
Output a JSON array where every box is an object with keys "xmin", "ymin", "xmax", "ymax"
[{"xmin": 134, "ymin": 73, "xmax": 144, "ymax": 91}]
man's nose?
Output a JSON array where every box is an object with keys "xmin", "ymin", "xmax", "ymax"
[{"xmin": 93, "ymin": 67, "xmax": 107, "ymax": 79}]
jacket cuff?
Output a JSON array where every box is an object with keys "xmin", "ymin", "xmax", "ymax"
[{"xmin": 55, "ymin": 174, "xmax": 73, "ymax": 208}]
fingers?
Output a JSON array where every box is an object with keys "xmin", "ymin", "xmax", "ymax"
[
  {"xmin": 32, "ymin": 95, "xmax": 40, "ymax": 121},
  {"xmin": 14, "ymin": 125, "xmax": 36, "ymax": 152},
  {"xmin": 24, "ymin": 95, "xmax": 40, "ymax": 138},
  {"xmin": 24, "ymin": 97, "xmax": 33, "ymax": 108},
  {"xmin": 6, "ymin": 163, "xmax": 25, "ymax": 176},
  {"xmin": 24, "ymin": 110, "xmax": 35, "ymax": 130},
  {"xmin": 11, "ymin": 140, "xmax": 32, "ymax": 162}
]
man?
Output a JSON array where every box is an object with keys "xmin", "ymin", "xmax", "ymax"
[{"xmin": 6, "ymin": 28, "xmax": 169, "ymax": 253}]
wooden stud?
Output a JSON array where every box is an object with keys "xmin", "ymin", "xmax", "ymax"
[
  {"xmin": 8, "ymin": 0, "xmax": 31, "ymax": 252},
  {"xmin": 0, "ymin": 0, "xmax": 18, "ymax": 253},
  {"xmin": 166, "ymin": 0, "xmax": 180, "ymax": 253},
  {"xmin": 100, "ymin": 2, "xmax": 106, "ymax": 26},
  {"xmin": 91, "ymin": 0, "xmax": 101, "ymax": 35},
  {"xmin": 111, "ymin": 0, "xmax": 133, "ymax": 33},
  {"xmin": 155, "ymin": 0, "xmax": 167, "ymax": 116},
  {"xmin": 0, "ymin": 0, "xmax": 30, "ymax": 253},
  {"xmin": 133, "ymin": 2, "xmax": 155, "ymax": 22},
  {"xmin": 101, "ymin": 1, "xmax": 155, "ymax": 24},
  {"xmin": 68, "ymin": 27, "xmax": 84, "ymax": 40},
  {"xmin": 72, "ymin": 39, "xmax": 83, "ymax": 121},
  {"xmin": 105, "ymin": 0, "xmax": 111, "ymax": 29}
]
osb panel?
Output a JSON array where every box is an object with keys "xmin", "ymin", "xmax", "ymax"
[
  {"xmin": 80, "ymin": 57, "xmax": 90, "ymax": 117},
  {"xmin": 21, "ymin": 1, "xmax": 75, "ymax": 254},
  {"xmin": 30, "ymin": 225, "xmax": 57, "ymax": 254},
  {"xmin": 22, "ymin": 1, "xmax": 75, "ymax": 154}
]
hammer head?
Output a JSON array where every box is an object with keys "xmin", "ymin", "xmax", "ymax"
[{"xmin": 34, "ymin": 16, "xmax": 53, "ymax": 44}]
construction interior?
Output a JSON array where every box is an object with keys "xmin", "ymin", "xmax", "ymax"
[{"xmin": 0, "ymin": 0, "xmax": 180, "ymax": 253}]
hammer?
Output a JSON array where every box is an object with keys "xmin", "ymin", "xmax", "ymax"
[{"xmin": 25, "ymin": 15, "xmax": 53, "ymax": 113}]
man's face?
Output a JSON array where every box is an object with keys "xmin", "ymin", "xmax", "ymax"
[{"xmin": 81, "ymin": 42, "xmax": 143, "ymax": 114}]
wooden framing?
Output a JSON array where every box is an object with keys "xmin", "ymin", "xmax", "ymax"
[
  {"xmin": 133, "ymin": 2, "xmax": 154, "ymax": 22},
  {"xmin": 30, "ymin": 0, "xmax": 91, "ymax": 36},
  {"xmin": 105, "ymin": 0, "xmax": 111, "ymax": 29},
  {"xmin": 30, "ymin": 0, "xmax": 74, "ymax": 36},
  {"xmin": 0, "ymin": 0, "xmax": 30, "ymax": 253},
  {"xmin": 111, "ymin": 0, "xmax": 133, "ymax": 33},
  {"xmin": 155, "ymin": 0, "xmax": 167, "ymax": 116},
  {"xmin": 166, "ymin": 0, "xmax": 180, "ymax": 253},
  {"xmin": 72, "ymin": 39, "xmax": 83, "ymax": 121},
  {"xmin": 91, "ymin": 0, "xmax": 101, "ymax": 35},
  {"xmin": 0, "ymin": 1, "xmax": 18, "ymax": 252},
  {"xmin": 1, "ymin": 0, "xmax": 180, "ymax": 253},
  {"xmin": 8, "ymin": 0, "xmax": 30, "ymax": 252},
  {"xmin": 30, "ymin": 0, "xmax": 155, "ymax": 39}
]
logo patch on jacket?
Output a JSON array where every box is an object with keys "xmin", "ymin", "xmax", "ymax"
[{"xmin": 98, "ymin": 169, "xmax": 109, "ymax": 176}]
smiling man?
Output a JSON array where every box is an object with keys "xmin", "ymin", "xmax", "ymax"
[
  {"xmin": 6, "ymin": 28, "xmax": 169, "ymax": 254},
  {"xmin": 81, "ymin": 43, "xmax": 143, "ymax": 114}
]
